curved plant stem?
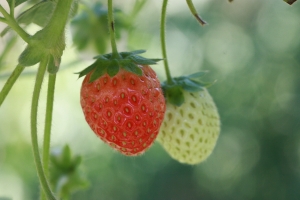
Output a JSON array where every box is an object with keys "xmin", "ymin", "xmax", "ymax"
[
  {"xmin": 161, "ymin": 0, "xmax": 173, "ymax": 84},
  {"xmin": 0, "ymin": 5, "xmax": 30, "ymax": 43},
  {"xmin": 186, "ymin": 0, "xmax": 207, "ymax": 26},
  {"xmin": 107, "ymin": 0, "xmax": 120, "ymax": 59},
  {"xmin": 41, "ymin": 73, "xmax": 56, "ymax": 200},
  {"xmin": 31, "ymin": 56, "xmax": 57, "ymax": 200},
  {"xmin": 10, "ymin": 0, "xmax": 15, "ymax": 17},
  {"xmin": 0, "ymin": 65, "xmax": 25, "ymax": 107}
]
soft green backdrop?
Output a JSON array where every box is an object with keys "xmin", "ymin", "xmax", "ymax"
[{"xmin": 0, "ymin": 0, "xmax": 300, "ymax": 199}]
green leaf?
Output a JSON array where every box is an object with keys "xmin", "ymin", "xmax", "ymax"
[
  {"xmin": 18, "ymin": 44, "xmax": 45, "ymax": 67},
  {"xmin": 18, "ymin": 1, "xmax": 55, "ymax": 27},
  {"xmin": 6, "ymin": 0, "xmax": 27, "ymax": 8},
  {"xmin": 107, "ymin": 60, "xmax": 120, "ymax": 77},
  {"xmin": 1, "ymin": 1, "xmax": 56, "ymax": 37},
  {"xmin": 123, "ymin": 63, "xmax": 142, "ymax": 76},
  {"xmin": 89, "ymin": 64, "xmax": 107, "ymax": 82}
]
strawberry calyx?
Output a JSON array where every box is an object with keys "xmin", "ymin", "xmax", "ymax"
[
  {"xmin": 77, "ymin": 50, "xmax": 161, "ymax": 82},
  {"xmin": 162, "ymin": 71, "xmax": 215, "ymax": 106}
]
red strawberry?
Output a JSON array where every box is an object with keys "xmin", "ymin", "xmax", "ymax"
[{"xmin": 79, "ymin": 51, "xmax": 166, "ymax": 156}]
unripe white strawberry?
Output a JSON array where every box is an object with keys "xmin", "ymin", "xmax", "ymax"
[{"xmin": 157, "ymin": 88, "xmax": 220, "ymax": 165}]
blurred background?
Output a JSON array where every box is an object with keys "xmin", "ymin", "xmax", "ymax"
[{"xmin": 1, "ymin": 0, "xmax": 300, "ymax": 199}]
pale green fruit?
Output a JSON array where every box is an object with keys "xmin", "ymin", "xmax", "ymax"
[{"xmin": 157, "ymin": 88, "xmax": 220, "ymax": 165}]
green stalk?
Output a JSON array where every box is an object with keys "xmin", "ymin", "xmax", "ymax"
[
  {"xmin": 186, "ymin": 0, "xmax": 207, "ymax": 25},
  {"xmin": 0, "ymin": 5, "xmax": 30, "ymax": 43},
  {"xmin": 0, "ymin": 65, "xmax": 25, "ymax": 107},
  {"xmin": 41, "ymin": 0, "xmax": 73, "ymax": 47},
  {"xmin": 161, "ymin": 0, "xmax": 173, "ymax": 84},
  {"xmin": 107, "ymin": 0, "xmax": 120, "ymax": 59},
  {"xmin": 10, "ymin": 0, "xmax": 15, "ymax": 17},
  {"xmin": 41, "ymin": 74, "xmax": 56, "ymax": 200},
  {"xmin": 31, "ymin": 56, "xmax": 57, "ymax": 200}
]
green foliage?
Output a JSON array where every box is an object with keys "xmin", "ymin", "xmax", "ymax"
[
  {"xmin": 71, "ymin": 2, "xmax": 127, "ymax": 54},
  {"xmin": 6, "ymin": 0, "xmax": 27, "ymax": 8},
  {"xmin": 162, "ymin": 72, "xmax": 214, "ymax": 106},
  {"xmin": 1, "ymin": 1, "xmax": 55, "ymax": 37},
  {"xmin": 50, "ymin": 145, "xmax": 89, "ymax": 199},
  {"xmin": 77, "ymin": 50, "xmax": 161, "ymax": 82}
]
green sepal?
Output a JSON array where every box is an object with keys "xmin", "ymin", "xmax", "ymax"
[
  {"xmin": 129, "ymin": 55, "xmax": 160, "ymax": 65},
  {"xmin": 77, "ymin": 50, "xmax": 161, "ymax": 82},
  {"xmin": 107, "ymin": 60, "xmax": 120, "ymax": 77},
  {"xmin": 124, "ymin": 62, "xmax": 142, "ymax": 76},
  {"xmin": 120, "ymin": 49, "xmax": 146, "ymax": 57},
  {"xmin": 162, "ymin": 71, "xmax": 215, "ymax": 106},
  {"xmin": 187, "ymin": 71, "xmax": 208, "ymax": 79},
  {"xmin": 163, "ymin": 85, "xmax": 185, "ymax": 106},
  {"xmin": 18, "ymin": 44, "xmax": 46, "ymax": 67},
  {"xmin": 89, "ymin": 63, "xmax": 107, "ymax": 82},
  {"xmin": 76, "ymin": 63, "xmax": 97, "ymax": 79}
]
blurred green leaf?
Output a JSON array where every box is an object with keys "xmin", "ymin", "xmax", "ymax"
[
  {"xmin": 50, "ymin": 145, "xmax": 89, "ymax": 199},
  {"xmin": 6, "ymin": 0, "xmax": 27, "ymax": 8},
  {"xmin": 70, "ymin": 2, "xmax": 128, "ymax": 54}
]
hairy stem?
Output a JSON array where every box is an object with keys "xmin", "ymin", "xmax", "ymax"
[
  {"xmin": 108, "ymin": 0, "xmax": 120, "ymax": 59},
  {"xmin": 186, "ymin": 0, "xmax": 207, "ymax": 26},
  {"xmin": 0, "ymin": 5, "xmax": 30, "ymax": 43},
  {"xmin": 0, "ymin": 65, "xmax": 25, "ymax": 107},
  {"xmin": 41, "ymin": 74, "xmax": 56, "ymax": 200},
  {"xmin": 31, "ymin": 56, "xmax": 57, "ymax": 200},
  {"xmin": 161, "ymin": 0, "xmax": 173, "ymax": 84},
  {"xmin": 41, "ymin": 0, "xmax": 73, "ymax": 47}
]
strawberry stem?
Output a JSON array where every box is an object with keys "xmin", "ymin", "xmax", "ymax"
[
  {"xmin": 0, "ymin": 5, "xmax": 31, "ymax": 43},
  {"xmin": 41, "ymin": 73, "xmax": 56, "ymax": 200},
  {"xmin": 31, "ymin": 55, "xmax": 57, "ymax": 200},
  {"xmin": 161, "ymin": 0, "xmax": 173, "ymax": 84},
  {"xmin": 108, "ymin": 0, "xmax": 120, "ymax": 59},
  {"xmin": 0, "ymin": 64, "xmax": 25, "ymax": 107},
  {"xmin": 186, "ymin": 0, "xmax": 207, "ymax": 26}
]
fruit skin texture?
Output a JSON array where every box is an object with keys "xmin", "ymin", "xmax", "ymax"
[
  {"xmin": 80, "ymin": 65, "xmax": 166, "ymax": 156},
  {"xmin": 157, "ymin": 88, "xmax": 220, "ymax": 165}
]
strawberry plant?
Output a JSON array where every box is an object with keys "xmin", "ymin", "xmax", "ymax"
[
  {"xmin": 155, "ymin": 0, "xmax": 221, "ymax": 165},
  {"xmin": 5, "ymin": 0, "xmax": 295, "ymax": 198}
]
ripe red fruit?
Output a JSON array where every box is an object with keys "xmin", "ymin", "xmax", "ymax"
[{"xmin": 80, "ymin": 66, "xmax": 166, "ymax": 156}]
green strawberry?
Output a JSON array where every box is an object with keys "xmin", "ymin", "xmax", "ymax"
[{"xmin": 157, "ymin": 73, "xmax": 220, "ymax": 165}]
